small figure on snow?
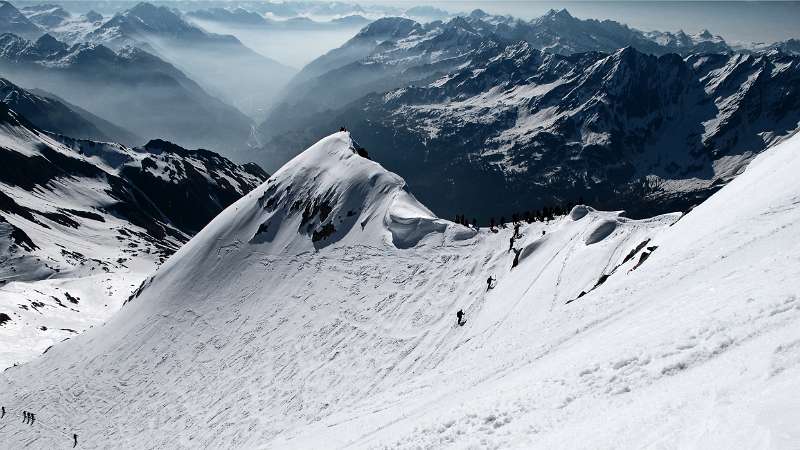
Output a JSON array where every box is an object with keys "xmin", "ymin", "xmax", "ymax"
[
  {"xmin": 514, "ymin": 222, "xmax": 521, "ymax": 239},
  {"xmin": 486, "ymin": 276, "xmax": 496, "ymax": 291},
  {"xmin": 73, "ymin": 433, "xmax": 78, "ymax": 448},
  {"xmin": 1, "ymin": 406, "xmax": 5, "ymax": 418},
  {"xmin": 511, "ymin": 248, "xmax": 522, "ymax": 269},
  {"xmin": 509, "ymin": 236, "xmax": 515, "ymax": 252},
  {"xmin": 456, "ymin": 309, "xmax": 465, "ymax": 326}
]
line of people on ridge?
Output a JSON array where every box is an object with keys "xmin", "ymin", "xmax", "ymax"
[
  {"xmin": 456, "ymin": 218, "xmax": 550, "ymax": 327},
  {"xmin": 1, "ymin": 406, "xmax": 78, "ymax": 447}
]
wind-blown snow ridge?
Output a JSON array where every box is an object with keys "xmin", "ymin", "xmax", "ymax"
[
  {"xmin": 252, "ymin": 131, "xmax": 460, "ymax": 250},
  {"xmin": 151, "ymin": 132, "xmax": 464, "ymax": 278},
  {"xmin": 1, "ymin": 131, "xmax": 799, "ymax": 448}
]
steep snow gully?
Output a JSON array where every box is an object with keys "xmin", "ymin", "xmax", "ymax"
[{"xmin": 1, "ymin": 131, "xmax": 799, "ymax": 448}]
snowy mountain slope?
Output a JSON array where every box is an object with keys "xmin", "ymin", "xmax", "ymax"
[
  {"xmin": 517, "ymin": 9, "xmax": 730, "ymax": 56},
  {"xmin": 0, "ymin": 32, "xmax": 254, "ymax": 154},
  {"xmin": 83, "ymin": 2, "xmax": 296, "ymax": 118},
  {"xmin": 0, "ymin": 103, "xmax": 267, "ymax": 368},
  {"xmin": 4, "ymin": 130, "xmax": 797, "ymax": 447},
  {"xmin": 771, "ymin": 38, "xmax": 800, "ymax": 56},
  {"xmin": 0, "ymin": 77, "xmax": 141, "ymax": 145},
  {"xmin": 257, "ymin": 43, "xmax": 800, "ymax": 221}
]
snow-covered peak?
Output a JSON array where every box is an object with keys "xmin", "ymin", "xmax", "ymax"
[
  {"xmin": 468, "ymin": 9, "xmax": 489, "ymax": 20},
  {"xmin": 84, "ymin": 10, "xmax": 102, "ymax": 23},
  {"xmin": 120, "ymin": 131, "xmax": 469, "ymax": 321},
  {"xmin": 32, "ymin": 32, "xmax": 65, "ymax": 53},
  {"xmin": 353, "ymin": 16, "xmax": 419, "ymax": 42},
  {"xmin": 197, "ymin": 132, "xmax": 462, "ymax": 258},
  {"xmin": 124, "ymin": 2, "xmax": 188, "ymax": 31},
  {"xmin": 541, "ymin": 8, "xmax": 576, "ymax": 22}
]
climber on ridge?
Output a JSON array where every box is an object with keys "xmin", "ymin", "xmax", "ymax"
[{"xmin": 511, "ymin": 247, "xmax": 522, "ymax": 269}]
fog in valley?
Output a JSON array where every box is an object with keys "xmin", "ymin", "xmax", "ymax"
[{"xmin": 187, "ymin": 17, "xmax": 365, "ymax": 69}]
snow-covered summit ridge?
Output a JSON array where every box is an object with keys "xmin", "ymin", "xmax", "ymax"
[
  {"xmin": 260, "ymin": 131, "xmax": 460, "ymax": 249},
  {"xmin": 161, "ymin": 132, "xmax": 463, "ymax": 264}
]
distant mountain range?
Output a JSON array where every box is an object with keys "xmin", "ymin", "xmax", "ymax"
[
  {"xmin": 259, "ymin": 10, "xmax": 739, "ymax": 144},
  {"xmin": 0, "ymin": 31, "xmax": 254, "ymax": 153},
  {"xmin": 186, "ymin": 7, "xmax": 371, "ymax": 30},
  {"xmin": 0, "ymin": 0, "xmax": 41, "ymax": 39},
  {"xmin": 1, "ymin": 1, "xmax": 797, "ymax": 221},
  {"xmin": 18, "ymin": 3, "xmax": 103, "ymax": 44},
  {"xmin": 254, "ymin": 11, "xmax": 800, "ymax": 220},
  {"xmin": 2, "ymin": 1, "xmax": 297, "ymax": 123},
  {"xmin": 83, "ymin": 2, "xmax": 296, "ymax": 118}
]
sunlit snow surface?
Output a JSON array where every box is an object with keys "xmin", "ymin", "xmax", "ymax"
[{"xmin": 1, "ymin": 132, "xmax": 799, "ymax": 448}]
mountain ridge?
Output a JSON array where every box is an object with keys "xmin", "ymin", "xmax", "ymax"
[{"xmin": 0, "ymin": 129, "xmax": 798, "ymax": 447}]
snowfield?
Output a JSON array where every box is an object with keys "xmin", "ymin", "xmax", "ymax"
[{"xmin": 1, "ymin": 131, "xmax": 799, "ymax": 448}]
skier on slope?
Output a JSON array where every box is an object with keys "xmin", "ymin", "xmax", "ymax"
[
  {"xmin": 73, "ymin": 433, "xmax": 78, "ymax": 448},
  {"xmin": 486, "ymin": 276, "xmax": 495, "ymax": 291},
  {"xmin": 456, "ymin": 309, "xmax": 465, "ymax": 326},
  {"xmin": 1, "ymin": 406, "xmax": 4, "ymax": 418}
]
